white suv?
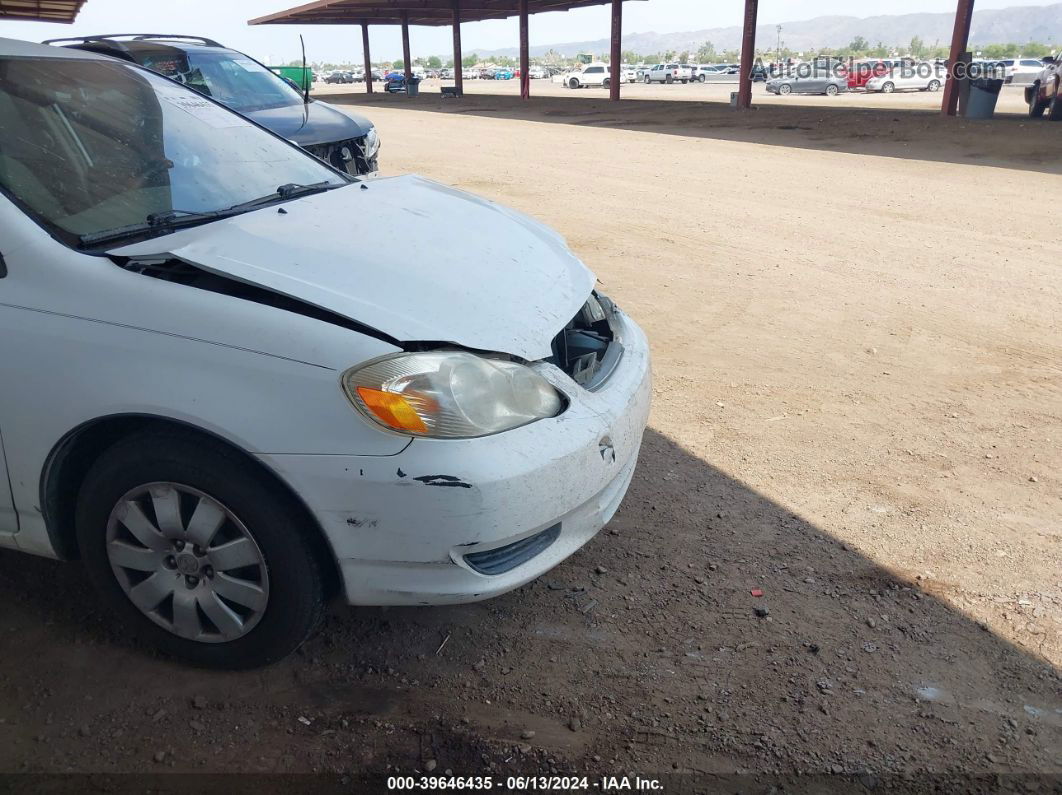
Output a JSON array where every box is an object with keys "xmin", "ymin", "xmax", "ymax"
[
  {"xmin": 566, "ymin": 63, "xmax": 611, "ymax": 89},
  {"xmin": 644, "ymin": 63, "xmax": 693, "ymax": 84}
]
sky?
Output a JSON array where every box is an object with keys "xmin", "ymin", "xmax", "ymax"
[{"xmin": 0, "ymin": 0, "xmax": 1053, "ymax": 63}]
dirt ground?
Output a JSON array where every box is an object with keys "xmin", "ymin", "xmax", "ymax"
[{"xmin": 1, "ymin": 86, "xmax": 1060, "ymax": 791}]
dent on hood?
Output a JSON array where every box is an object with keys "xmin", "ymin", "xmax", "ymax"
[{"xmin": 111, "ymin": 176, "xmax": 595, "ymax": 361}]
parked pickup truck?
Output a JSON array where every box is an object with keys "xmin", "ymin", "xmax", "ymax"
[{"xmin": 644, "ymin": 63, "xmax": 693, "ymax": 84}]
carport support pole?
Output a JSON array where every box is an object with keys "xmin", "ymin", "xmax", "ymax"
[
  {"xmin": 452, "ymin": 0, "xmax": 463, "ymax": 95},
  {"xmin": 401, "ymin": 11, "xmax": 412, "ymax": 82},
  {"xmin": 609, "ymin": 0, "xmax": 622, "ymax": 101},
  {"xmin": 519, "ymin": 0, "xmax": 530, "ymax": 100},
  {"xmin": 362, "ymin": 23, "xmax": 373, "ymax": 95},
  {"xmin": 736, "ymin": 0, "xmax": 759, "ymax": 109},
  {"xmin": 942, "ymin": 0, "xmax": 975, "ymax": 116}
]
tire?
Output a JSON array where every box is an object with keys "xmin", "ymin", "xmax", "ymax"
[
  {"xmin": 681, "ymin": 79, "xmax": 688, "ymax": 84},
  {"xmin": 644, "ymin": 74, "xmax": 651, "ymax": 84},
  {"xmin": 881, "ymin": 81, "xmax": 895, "ymax": 93},
  {"xmin": 76, "ymin": 431, "xmax": 326, "ymax": 669},
  {"xmin": 568, "ymin": 78, "xmax": 580, "ymax": 90},
  {"xmin": 1050, "ymin": 88, "xmax": 1062, "ymax": 121},
  {"xmin": 778, "ymin": 84, "xmax": 792, "ymax": 95},
  {"xmin": 825, "ymin": 84, "xmax": 839, "ymax": 96},
  {"xmin": 602, "ymin": 78, "xmax": 611, "ymax": 89},
  {"xmin": 665, "ymin": 74, "xmax": 673, "ymax": 84},
  {"xmin": 699, "ymin": 74, "xmax": 707, "ymax": 83},
  {"xmin": 927, "ymin": 79, "xmax": 941, "ymax": 92},
  {"xmin": 1028, "ymin": 83, "xmax": 1047, "ymax": 118}
]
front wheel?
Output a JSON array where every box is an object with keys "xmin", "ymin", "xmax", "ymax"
[
  {"xmin": 881, "ymin": 81, "xmax": 895, "ymax": 93},
  {"xmin": 665, "ymin": 74, "xmax": 673, "ymax": 84},
  {"xmin": 602, "ymin": 78, "xmax": 611, "ymax": 89},
  {"xmin": 76, "ymin": 432, "xmax": 326, "ymax": 669},
  {"xmin": 825, "ymin": 84, "xmax": 839, "ymax": 96},
  {"xmin": 1049, "ymin": 87, "xmax": 1062, "ymax": 121},
  {"xmin": 778, "ymin": 84, "xmax": 792, "ymax": 95},
  {"xmin": 643, "ymin": 74, "xmax": 651, "ymax": 84},
  {"xmin": 568, "ymin": 78, "xmax": 580, "ymax": 90},
  {"xmin": 1028, "ymin": 83, "xmax": 1047, "ymax": 118},
  {"xmin": 699, "ymin": 74, "xmax": 707, "ymax": 83},
  {"xmin": 927, "ymin": 79, "xmax": 941, "ymax": 92}
]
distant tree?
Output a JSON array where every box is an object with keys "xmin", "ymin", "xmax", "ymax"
[
  {"xmin": 909, "ymin": 36, "xmax": 927, "ymax": 58},
  {"xmin": 869, "ymin": 41, "xmax": 888, "ymax": 57},
  {"xmin": 848, "ymin": 36, "xmax": 869, "ymax": 52},
  {"xmin": 664, "ymin": 49, "xmax": 677, "ymax": 61},
  {"xmin": 677, "ymin": 50, "xmax": 690, "ymax": 63},
  {"xmin": 462, "ymin": 52, "xmax": 479, "ymax": 68},
  {"xmin": 392, "ymin": 60, "xmax": 405, "ymax": 70},
  {"xmin": 696, "ymin": 41, "xmax": 717, "ymax": 62},
  {"xmin": 426, "ymin": 55, "xmax": 442, "ymax": 68}
]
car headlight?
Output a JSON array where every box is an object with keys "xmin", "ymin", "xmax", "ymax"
[
  {"xmin": 342, "ymin": 352, "xmax": 563, "ymax": 438},
  {"xmin": 364, "ymin": 126, "xmax": 380, "ymax": 159}
]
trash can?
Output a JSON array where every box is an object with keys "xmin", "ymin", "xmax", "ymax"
[
  {"xmin": 405, "ymin": 77, "xmax": 421, "ymax": 98},
  {"xmin": 965, "ymin": 77, "xmax": 1003, "ymax": 119}
]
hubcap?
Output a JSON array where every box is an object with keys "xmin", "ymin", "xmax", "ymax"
[{"xmin": 105, "ymin": 483, "xmax": 269, "ymax": 644}]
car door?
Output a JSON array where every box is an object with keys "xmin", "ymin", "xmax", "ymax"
[
  {"xmin": 0, "ymin": 259, "xmax": 16, "ymax": 536},
  {"xmin": 801, "ymin": 65, "xmax": 828, "ymax": 93},
  {"xmin": 0, "ymin": 424, "xmax": 15, "ymax": 536}
]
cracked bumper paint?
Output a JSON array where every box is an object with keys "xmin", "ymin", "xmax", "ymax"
[{"xmin": 259, "ymin": 310, "xmax": 652, "ymax": 606}]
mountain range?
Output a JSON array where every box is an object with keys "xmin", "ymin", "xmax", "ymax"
[{"xmin": 466, "ymin": 3, "xmax": 1061, "ymax": 58}]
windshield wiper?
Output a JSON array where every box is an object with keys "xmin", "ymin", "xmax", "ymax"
[{"xmin": 78, "ymin": 182, "xmax": 343, "ymax": 249}]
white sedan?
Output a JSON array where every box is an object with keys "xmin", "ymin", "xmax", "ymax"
[
  {"xmin": 866, "ymin": 63, "xmax": 946, "ymax": 93},
  {"xmin": 0, "ymin": 38, "xmax": 652, "ymax": 668}
]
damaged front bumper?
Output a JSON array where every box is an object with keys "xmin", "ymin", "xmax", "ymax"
[{"xmin": 259, "ymin": 309, "xmax": 651, "ymax": 606}]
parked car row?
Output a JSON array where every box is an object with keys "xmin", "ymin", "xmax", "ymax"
[{"xmin": 765, "ymin": 59, "xmax": 947, "ymax": 96}]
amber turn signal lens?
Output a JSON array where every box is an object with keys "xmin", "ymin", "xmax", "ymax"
[{"xmin": 355, "ymin": 387, "xmax": 428, "ymax": 433}]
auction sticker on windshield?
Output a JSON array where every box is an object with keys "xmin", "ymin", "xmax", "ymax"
[{"xmin": 154, "ymin": 87, "xmax": 252, "ymax": 129}]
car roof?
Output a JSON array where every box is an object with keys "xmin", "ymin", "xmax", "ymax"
[
  {"xmin": 0, "ymin": 35, "xmax": 110, "ymax": 60},
  {"xmin": 53, "ymin": 38, "xmax": 233, "ymax": 59}
]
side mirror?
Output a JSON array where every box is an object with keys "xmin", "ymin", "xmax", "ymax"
[{"xmin": 1044, "ymin": 55, "xmax": 1056, "ymax": 64}]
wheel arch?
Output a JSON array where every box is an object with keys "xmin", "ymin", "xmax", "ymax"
[{"xmin": 39, "ymin": 413, "xmax": 342, "ymax": 594}]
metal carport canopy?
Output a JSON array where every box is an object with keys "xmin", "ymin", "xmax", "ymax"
[
  {"xmin": 0, "ymin": 0, "xmax": 87, "ymax": 22},
  {"xmin": 250, "ymin": 0, "xmax": 640, "ymax": 102},
  {"xmin": 249, "ymin": 0, "xmax": 619, "ymax": 26}
]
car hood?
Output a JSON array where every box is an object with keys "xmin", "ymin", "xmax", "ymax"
[
  {"xmin": 244, "ymin": 100, "xmax": 372, "ymax": 147},
  {"xmin": 111, "ymin": 175, "xmax": 594, "ymax": 362}
]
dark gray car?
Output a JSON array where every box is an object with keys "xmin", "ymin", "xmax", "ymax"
[
  {"xmin": 45, "ymin": 34, "xmax": 380, "ymax": 175},
  {"xmin": 766, "ymin": 64, "xmax": 847, "ymax": 96}
]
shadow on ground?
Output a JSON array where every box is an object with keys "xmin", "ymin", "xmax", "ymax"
[
  {"xmin": 0, "ymin": 429, "xmax": 1058, "ymax": 786},
  {"xmin": 329, "ymin": 91, "xmax": 1060, "ymax": 176}
]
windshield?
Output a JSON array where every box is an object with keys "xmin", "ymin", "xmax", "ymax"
[
  {"xmin": 137, "ymin": 47, "xmax": 305, "ymax": 112},
  {"xmin": 0, "ymin": 56, "xmax": 346, "ymax": 248}
]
